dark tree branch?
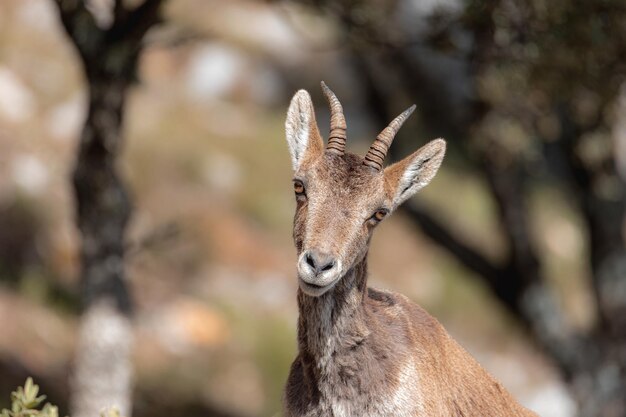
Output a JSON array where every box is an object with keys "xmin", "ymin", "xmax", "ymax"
[
  {"xmin": 113, "ymin": 0, "xmax": 129, "ymax": 24},
  {"xmin": 54, "ymin": 0, "xmax": 95, "ymax": 35},
  {"xmin": 479, "ymin": 152, "xmax": 539, "ymax": 291},
  {"xmin": 401, "ymin": 203, "xmax": 502, "ymax": 284},
  {"xmin": 107, "ymin": 0, "xmax": 165, "ymax": 44},
  {"xmin": 53, "ymin": 0, "xmax": 103, "ymax": 62},
  {"xmin": 553, "ymin": 110, "xmax": 626, "ymax": 337},
  {"xmin": 53, "ymin": 0, "xmax": 165, "ymax": 77}
]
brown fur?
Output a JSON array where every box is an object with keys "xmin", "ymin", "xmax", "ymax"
[{"xmin": 283, "ymin": 88, "xmax": 538, "ymax": 417}]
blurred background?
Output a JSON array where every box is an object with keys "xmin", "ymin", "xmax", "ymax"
[{"xmin": 0, "ymin": 0, "xmax": 625, "ymax": 416}]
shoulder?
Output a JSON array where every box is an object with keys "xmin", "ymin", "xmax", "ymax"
[
  {"xmin": 367, "ymin": 287, "xmax": 399, "ymax": 306},
  {"xmin": 366, "ymin": 287, "xmax": 446, "ymax": 338}
]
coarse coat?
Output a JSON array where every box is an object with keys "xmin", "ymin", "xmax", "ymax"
[{"xmin": 283, "ymin": 87, "xmax": 538, "ymax": 417}]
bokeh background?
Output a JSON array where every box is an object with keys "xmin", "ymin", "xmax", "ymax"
[{"xmin": 1, "ymin": 1, "xmax": 625, "ymax": 417}]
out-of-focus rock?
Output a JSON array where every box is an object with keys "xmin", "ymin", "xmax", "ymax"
[
  {"xmin": 145, "ymin": 298, "xmax": 230, "ymax": 354},
  {"xmin": 0, "ymin": 66, "xmax": 35, "ymax": 123},
  {"xmin": 186, "ymin": 44, "xmax": 246, "ymax": 101},
  {"xmin": 46, "ymin": 93, "xmax": 85, "ymax": 141},
  {"xmin": 10, "ymin": 154, "xmax": 49, "ymax": 196},
  {"xmin": 15, "ymin": 0, "xmax": 57, "ymax": 32},
  {"xmin": 524, "ymin": 382, "xmax": 576, "ymax": 417}
]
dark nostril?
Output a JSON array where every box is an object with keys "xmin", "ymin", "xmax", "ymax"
[
  {"xmin": 320, "ymin": 261, "xmax": 335, "ymax": 272},
  {"xmin": 306, "ymin": 254, "xmax": 316, "ymax": 269}
]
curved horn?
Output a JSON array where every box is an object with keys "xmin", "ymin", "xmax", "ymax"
[
  {"xmin": 321, "ymin": 81, "xmax": 347, "ymax": 155},
  {"xmin": 363, "ymin": 105, "xmax": 416, "ymax": 171}
]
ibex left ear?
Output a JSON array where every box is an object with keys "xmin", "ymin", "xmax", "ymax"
[
  {"xmin": 285, "ymin": 90, "xmax": 324, "ymax": 171},
  {"xmin": 384, "ymin": 139, "xmax": 446, "ymax": 208}
]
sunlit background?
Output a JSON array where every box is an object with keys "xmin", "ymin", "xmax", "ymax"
[{"xmin": 1, "ymin": 0, "xmax": 625, "ymax": 416}]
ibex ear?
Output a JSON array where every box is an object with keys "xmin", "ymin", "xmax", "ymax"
[
  {"xmin": 285, "ymin": 90, "xmax": 324, "ymax": 171},
  {"xmin": 384, "ymin": 139, "xmax": 446, "ymax": 208}
]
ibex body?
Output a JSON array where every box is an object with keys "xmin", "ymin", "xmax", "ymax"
[{"xmin": 283, "ymin": 84, "xmax": 538, "ymax": 417}]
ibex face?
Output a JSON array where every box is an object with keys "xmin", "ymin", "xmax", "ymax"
[
  {"xmin": 292, "ymin": 152, "xmax": 386, "ymax": 296},
  {"xmin": 286, "ymin": 83, "xmax": 446, "ymax": 296}
]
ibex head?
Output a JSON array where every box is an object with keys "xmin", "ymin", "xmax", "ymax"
[{"xmin": 285, "ymin": 83, "xmax": 446, "ymax": 296}]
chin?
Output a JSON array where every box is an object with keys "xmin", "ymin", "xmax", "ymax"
[{"xmin": 298, "ymin": 277, "xmax": 338, "ymax": 297}]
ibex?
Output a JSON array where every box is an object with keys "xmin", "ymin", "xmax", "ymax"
[{"xmin": 283, "ymin": 83, "xmax": 538, "ymax": 417}]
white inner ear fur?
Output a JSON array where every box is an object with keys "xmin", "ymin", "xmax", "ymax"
[
  {"xmin": 391, "ymin": 138, "xmax": 446, "ymax": 207},
  {"xmin": 285, "ymin": 90, "xmax": 315, "ymax": 171}
]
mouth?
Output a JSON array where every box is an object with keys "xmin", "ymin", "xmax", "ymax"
[{"xmin": 298, "ymin": 276, "xmax": 339, "ymax": 296}]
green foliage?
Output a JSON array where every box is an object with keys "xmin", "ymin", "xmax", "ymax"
[
  {"xmin": 1, "ymin": 378, "xmax": 58, "ymax": 417},
  {"xmin": 100, "ymin": 409, "xmax": 121, "ymax": 417},
  {"xmin": 2, "ymin": 379, "xmax": 123, "ymax": 417}
]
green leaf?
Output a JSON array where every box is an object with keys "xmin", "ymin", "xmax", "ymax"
[
  {"xmin": 42, "ymin": 404, "xmax": 59, "ymax": 417},
  {"xmin": 5, "ymin": 378, "xmax": 64, "ymax": 417},
  {"xmin": 100, "ymin": 407, "xmax": 122, "ymax": 417},
  {"xmin": 24, "ymin": 378, "xmax": 36, "ymax": 400}
]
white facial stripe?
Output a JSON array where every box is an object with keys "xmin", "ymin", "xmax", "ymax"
[{"xmin": 307, "ymin": 198, "xmax": 353, "ymax": 260}]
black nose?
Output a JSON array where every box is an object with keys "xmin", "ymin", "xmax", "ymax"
[{"xmin": 305, "ymin": 250, "xmax": 336, "ymax": 275}]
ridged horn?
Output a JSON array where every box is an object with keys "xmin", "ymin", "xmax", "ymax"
[
  {"xmin": 321, "ymin": 81, "xmax": 347, "ymax": 155},
  {"xmin": 363, "ymin": 105, "xmax": 416, "ymax": 171}
]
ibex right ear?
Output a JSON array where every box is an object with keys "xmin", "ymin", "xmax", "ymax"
[
  {"xmin": 384, "ymin": 139, "xmax": 446, "ymax": 208},
  {"xmin": 286, "ymin": 90, "xmax": 324, "ymax": 171}
]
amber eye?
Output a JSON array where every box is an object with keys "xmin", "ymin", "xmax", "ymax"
[
  {"xmin": 372, "ymin": 209, "xmax": 388, "ymax": 222},
  {"xmin": 294, "ymin": 180, "xmax": 305, "ymax": 195}
]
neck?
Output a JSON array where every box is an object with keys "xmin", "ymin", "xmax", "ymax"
[{"xmin": 296, "ymin": 256, "xmax": 370, "ymax": 362}]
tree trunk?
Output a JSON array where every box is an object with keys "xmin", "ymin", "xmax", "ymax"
[
  {"xmin": 70, "ymin": 76, "xmax": 134, "ymax": 417},
  {"xmin": 52, "ymin": 1, "xmax": 164, "ymax": 415}
]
